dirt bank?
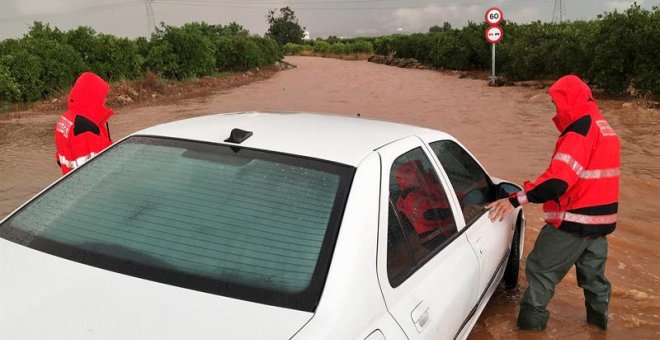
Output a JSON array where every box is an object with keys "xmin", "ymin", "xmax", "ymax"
[{"xmin": 1, "ymin": 56, "xmax": 658, "ymax": 339}]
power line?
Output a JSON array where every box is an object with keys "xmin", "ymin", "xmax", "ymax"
[
  {"xmin": 156, "ymin": 0, "xmax": 523, "ymax": 4},
  {"xmin": 0, "ymin": 1, "xmax": 142, "ymax": 23},
  {"xmin": 152, "ymin": 0, "xmax": 537, "ymax": 11}
]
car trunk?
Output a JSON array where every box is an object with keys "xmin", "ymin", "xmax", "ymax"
[{"xmin": 0, "ymin": 239, "xmax": 313, "ymax": 339}]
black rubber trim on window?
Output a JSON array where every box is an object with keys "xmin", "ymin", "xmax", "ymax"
[{"xmin": 387, "ymin": 200, "xmax": 423, "ymax": 288}]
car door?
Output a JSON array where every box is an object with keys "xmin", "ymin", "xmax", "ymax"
[
  {"xmin": 425, "ymin": 138, "xmax": 514, "ymax": 296},
  {"xmin": 376, "ymin": 136, "xmax": 480, "ymax": 340}
]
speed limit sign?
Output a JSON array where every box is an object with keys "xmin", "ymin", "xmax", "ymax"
[{"xmin": 485, "ymin": 7, "xmax": 503, "ymax": 26}]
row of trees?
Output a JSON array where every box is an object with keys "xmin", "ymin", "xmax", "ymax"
[
  {"xmin": 284, "ymin": 39, "xmax": 374, "ymax": 56},
  {"xmin": 0, "ymin": 6, "xmax": 309, "ymax": 105},
  {"xmin": 1, "ymin": 4, "xmax": 658, "ymax": 103},
  {"xmin": 373, "ymin": 5, "xmax": 659, "ymax": 95},
  {"xmin": 0, "ymin": 21, "xmax": 283, "ymax": 103}
]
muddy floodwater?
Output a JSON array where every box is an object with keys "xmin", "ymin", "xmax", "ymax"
[{"xmin": 1, "ymin": 56, "xmax": 658, "ymax": 339}]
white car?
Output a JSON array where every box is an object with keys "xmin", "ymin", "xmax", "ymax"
[{"xmin": 0, "ymin": 112, "xmax": 524, "ymax": 340}]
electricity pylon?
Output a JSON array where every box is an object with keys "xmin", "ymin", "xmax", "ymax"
[
  {"xmin": 552, "ymin": 0, "xmax": 566, "ymax": 23},
  {"xmin": 145, "ymin": 0, "xmax": 155, "ymax": 34}
]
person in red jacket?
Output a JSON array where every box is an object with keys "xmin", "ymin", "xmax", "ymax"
[
  {"xmin": 395, "ymin": 160, "xmax": 456, "ymax": 244},
  {"xmin": 54, "ymin": 72, "xmax": 114, "ymax": 175},
  {"xmin": 486, "ymin": 75, "xmax": 620, "ymax": 331}
]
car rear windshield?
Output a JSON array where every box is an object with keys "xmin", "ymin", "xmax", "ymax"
[{"xmin": 0, "ymin": 136, "xmax": 354, "ymax": 312}]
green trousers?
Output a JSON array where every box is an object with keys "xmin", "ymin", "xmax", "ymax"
[{"xmin": 518, "ymin": 224, "xmax": 611, "ymax": 330}]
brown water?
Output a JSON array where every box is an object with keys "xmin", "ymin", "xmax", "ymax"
[{"xmin": 1, "ymin": 56, "xmax": 658, "ymax": 338}]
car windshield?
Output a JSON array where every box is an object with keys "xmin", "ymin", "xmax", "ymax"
[{"xmin": 0, "ymin": 136, "xmax": 354, "ymax": 312}]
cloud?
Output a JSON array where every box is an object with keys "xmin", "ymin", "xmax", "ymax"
[
  {"xmin": 15, "ymin": 0, "xmax": 83, "ymax": 16},
  {"xmin": 389, "ymin": 4, "xmax": 481, "ymax": 33},
  {"xmin": 355, "ymin": 27, "xmax": 383, "ymax": 36},
  {"xmin": 505, "ymin": 6, "xmax": 541, "ymax": 23},
  {"xmin": 605, "ymin": 1, "xmax": 646, "ymax": 11}
]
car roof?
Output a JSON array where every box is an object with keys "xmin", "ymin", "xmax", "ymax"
[{"xmin": 134, "ymin": 112, "xmax": 450, "ymax": 166}]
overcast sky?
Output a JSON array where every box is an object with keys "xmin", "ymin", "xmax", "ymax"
[{"xmin": 0, "ymin": 0, "xmax": 658, "ymax": 40}]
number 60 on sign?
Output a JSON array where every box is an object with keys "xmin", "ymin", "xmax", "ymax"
[{"xmin": 485, "ymin": 7, "xmax": 503, "ymax": 25}]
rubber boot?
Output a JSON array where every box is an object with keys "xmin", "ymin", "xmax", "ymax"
[
  {"xmin": 517, "ymin": 303, "xmax": 549, "ymax": 331},
  {"xmin": 586, "ymin": 307, "xmax": 608, "ymax": 330}
]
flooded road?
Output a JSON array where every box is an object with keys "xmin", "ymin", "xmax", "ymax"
[{"xmin": 1, "ymin": 56, "xmax": 658, "ymax": 338}]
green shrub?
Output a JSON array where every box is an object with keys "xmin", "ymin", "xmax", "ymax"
[
  {"xmin": 328, "ymin": 42, "xmax": 347, "ymax": 55},
  {"xmin": 309, "ymin": 39, "xmax": 373, "ymax": 56},
  {"xmin": 237, "ymin": 38, "xmax": 261, "ymax": 70},
  {"xmin": 590, "ymin": 4, "xmax": 660, "ymax": 94},
  {"xmin": 0, "ymin": 50, "xmax": 44, "ymax": 101},
  {"xmin": 631, "ymin": 8, "xmax": 660, "ymax": 95},
  {"xmin": 65, "ymin": 28, "xmax": 144, "ymax": 80},
  {"xmin": 0, "ymin": 64, "xmax": 21, "ymax": 103},
  {"xmin": 349, "ymin": 40, "xmax": 373, "ymax": 54},
  {"xmin": 254, "ymin": 37, "xmax": 282, "ymax": 65},
  {"xmin": 145, "ymin": 40, "xmax": 180, "ymax": 79},
  {"xmin": 428, "ymin": 31, "xmax": 471, "ymax": 70},
  {"xmin": 313, "ymin": 40, "xmax": 331, "ymax": 54},
  {"xmin": 215, "ymin": 36, "xmax": 243, "ymax": 71},
  {"xmin": 0, "ymin": 20, "xmax": 284, "ymax": 103},
  {"xmin": 21, "ymin": 23, "xmax": 84, "ymax": 98},
  {"xmin": 284, "ymin": 43, "xmax": 304, "ymax": 55},
  {"xmin": 149, "ymin": 23, "xmax": 217, "ymax": 79},
  {"xmin": 372, "ymin": 4, "xmax": 659, "ymax": 94}
]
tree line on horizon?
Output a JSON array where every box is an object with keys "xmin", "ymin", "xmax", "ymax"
[
  {"xmin": 0, "ymin": 21, "xmax": 283, "ymax": 105},
  {"xmin": 0, "ymin": 4, "xmax": 658, "ymax": 106}
]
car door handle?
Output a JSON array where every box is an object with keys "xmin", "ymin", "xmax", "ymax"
[
  {"xmin": 411, "ymin": 300, "xmax": 431, "ymax": 333},
  {"xmin": 473, "ymin": 236, "xmax": 486, "ymax": 257}
]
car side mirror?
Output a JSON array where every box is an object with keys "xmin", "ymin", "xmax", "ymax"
[{"xmin": 495, "ymin": 182, "xmax": 522, "ymax": 199}]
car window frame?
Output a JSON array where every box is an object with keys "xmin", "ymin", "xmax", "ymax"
[
  {"xmin": 422, "ymin": 137, "xmax": 495, "ymax": 228},
  {"xmin": 378, "ymin": 137, "xmax": 465, "ymax": 287},
  {"xmin": 385, "ymin": 199, "xmax": 418, "ymax": 286}
]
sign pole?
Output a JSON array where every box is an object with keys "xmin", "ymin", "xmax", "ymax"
[
  {"xmin": 484, "ymin": 7, "xmax": 503, "ymax": 86},
  {"xmin": 484, "ymin": 7, "xmax": 504, "ymax": 86},
  {"xmin": 491, "ymin": 43, "xmax": 496, "ymax": 86}
]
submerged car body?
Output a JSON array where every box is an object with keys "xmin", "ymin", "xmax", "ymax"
[{"xmin": 0, "ymin": 112, "xmax": 524, "ymax": 340}]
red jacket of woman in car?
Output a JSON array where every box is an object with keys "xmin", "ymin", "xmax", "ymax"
[
  {"xmin": 509, "ymin": 75, "xmax": 620, "ymax": 237},
  {"xmin": 395, "ymin": 160, "xmax": 454, "ymax": 237},
  {"xmin": 54, "ymin": 72, "xmax": 114, "ymax": 175}
]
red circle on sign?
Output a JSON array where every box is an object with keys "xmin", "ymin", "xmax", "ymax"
[
  {"xmin": 485, "ymin": 7, "xmax": 504, "ymax": 26},
  {"xmin": 485, "ymin": 25, "xmax": 504, "ymax": 44}
]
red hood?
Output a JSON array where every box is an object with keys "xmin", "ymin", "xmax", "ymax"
[
  {"xmin": 396, "ymin": 160, "xmax": 422, "ymax": 191},
  {"xmin": 67, "ymin": 72, "xmax": 113, "ymax": 125},
  {"xmin": 547, "ymin": 75, "xmax": 598, "ymax": 132}
]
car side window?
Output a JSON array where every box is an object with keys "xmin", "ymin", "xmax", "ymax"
[
  {"xmin": 387, "ymin": 201, "xmax": 414, "ymax": 286},
  {"xmin": 387, "ymin": 147, "xmax": 458, "ymax": 285},
  {"xmin": 429, "ymin": 140, "xmax": 495, "ymax": 225}
]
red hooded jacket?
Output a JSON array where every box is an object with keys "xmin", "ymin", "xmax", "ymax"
[
  {"xmin": 509, "ymin": 75, "xmax": 620, "ymax": 237},
  {"xmin": 395, "ymin": 160, "xmax": 455, "ymax": 240},
  {"xmin": 54, "ymin": 72, "xmax": 114, "ymax": 175}
]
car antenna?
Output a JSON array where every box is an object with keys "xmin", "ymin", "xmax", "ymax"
[{"xmin": 224, "ymin": 128, "xmax": 253, "ymax": 152}]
